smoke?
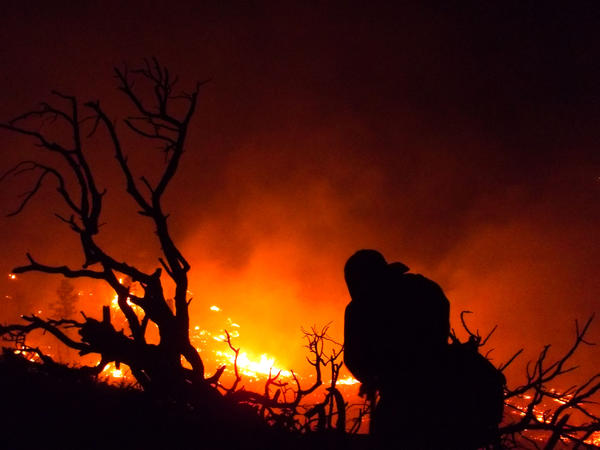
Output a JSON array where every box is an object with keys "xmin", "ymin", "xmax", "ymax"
[{"xmin": 1, "ymin": 1, "xmax": 599, "ymax": 379}]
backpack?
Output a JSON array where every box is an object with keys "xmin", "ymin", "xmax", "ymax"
[{"xmin": 442, "ymin": 340, "xmax": 506, "ymax": 448}]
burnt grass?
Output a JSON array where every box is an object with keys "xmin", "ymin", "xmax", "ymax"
[{"xmin": 0, "ymin": 351, "xmax": 369, "ymax": 450}]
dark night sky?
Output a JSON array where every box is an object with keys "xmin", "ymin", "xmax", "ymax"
[{"xmin": 1, "ymin": 1, "xmax": 599, "ymax": 377}]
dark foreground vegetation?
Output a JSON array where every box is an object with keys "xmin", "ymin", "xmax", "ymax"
[
  {"xmin": 0, "ymin": 350, "xmax": 368, "ymax": 450},
  {"xmin": 2, "ymin": 314, "xmax": 599, "ymax": 450}
]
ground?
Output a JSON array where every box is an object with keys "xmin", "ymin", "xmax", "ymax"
[{"xmin": 0, "ymin": 352, "xmax": 370, "ymax": 450}]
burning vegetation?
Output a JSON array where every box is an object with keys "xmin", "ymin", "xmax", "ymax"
[{"xmin": 0, "ymin": 60, "xmax": 599, "ymax": 449}]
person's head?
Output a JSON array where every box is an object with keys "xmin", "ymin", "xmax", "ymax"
[{"xmin": 344, "ymin": 249, "xmax": 388, "ymax": 301}]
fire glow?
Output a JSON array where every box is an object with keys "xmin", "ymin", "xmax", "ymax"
[
  {"xmin": 192, "ymin": 304, "xmax": 293, "ymax": 381},
  {"xmin": 98, "ymin": 297, "xmax": 343, "ymax": 386},
  {"xmin": 95, "ymin": 277, "xmax": 316, "ymax": 384}
]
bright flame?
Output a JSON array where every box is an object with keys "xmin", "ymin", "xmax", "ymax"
[
  {"xmin": 586, "ymin": 431, "xmax": 600, "ymax": 446},
  {"xmin": 8, "ymin": 273, "xmax": 17, "ymax": 280},
  {"xmin": 189, "ymin": 304, "xmax": 294, "ymax": 380},
  {"xmin": 14, "ymin": 347, "xmax": 38, "ymax": 363},
  {"xmin": 110, "ymin": 293, "xmax": 142, "ymax": 314},
  {"xmin": 102, "ymin": 362, "xmax": 127, "ymax": 380},
  {"xmin": 215, "ymin": 350, "xmax": 291, "ymax": 379},
  {"xmin": 337, "ymin": 376, "xmax": 360, "ymax": 385}
]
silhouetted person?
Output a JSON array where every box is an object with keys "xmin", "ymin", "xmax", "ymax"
[
  {"xmin": 343, "ymin": 249, "xmax": 390, "ymax": 391},
  {"xmin": 343, "ymin": 249, "xmax": 504, "ymax": 449},
  {"xmin": 344, "ymin": 249, "xmax": 450, "ymax": 446}
]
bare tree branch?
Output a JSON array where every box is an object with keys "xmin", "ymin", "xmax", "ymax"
[
  {"xmin": 13, "ymin": 253, "xmax": 108, "ymax": 280},
  {"xmin": 0, "ymin": 59, "xmax": 210, "ymax": 397}
]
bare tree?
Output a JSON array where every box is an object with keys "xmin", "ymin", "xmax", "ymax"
[{"xmin": 0, "ymin": 58, "xmax": 216, "ymax": 401}]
